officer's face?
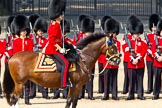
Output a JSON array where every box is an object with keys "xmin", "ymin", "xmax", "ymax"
[
  {"xmin": 133, "ymin": 34, "xmax": 140, "ymax": 39},
  {"xmin": 151, "ymin": 26, "xmax": 157, "ymax": 33},
  {"xmin": 37, "ymin": 30, "xmax": 44, "ymax": 37},
  {"xmin": 20, "ymin": 30, "xmax": 27, "ymax": 37},
  {"xmin": 160, "ymin": 31, "xmax": 162, "ymax": 37}
]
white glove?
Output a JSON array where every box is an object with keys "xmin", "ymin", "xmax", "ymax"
[
  {"xmin": 59, "ymin": 48, "xmax": 66, "ymax": 54},
  {"xmin": 147, "ymin": 49, "xmax": 152, "ymax": 55},
  {"xmin": 125, "ymin": 47, "xmax": 129, "ymax": 52},
  {"xmin": 132, "ymin": 58, "xmax": 138, "ymax": 65},
  {"xmin": 157, "ymin": 56, "xmax": 162, "ymax": 62}
]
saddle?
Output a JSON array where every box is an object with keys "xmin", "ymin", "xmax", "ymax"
[{"xmin": 34, "ymin": 53, "xmax": 76, "ymax": 73}]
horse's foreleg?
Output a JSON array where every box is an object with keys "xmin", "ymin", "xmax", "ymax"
[
  {"xmin": 65, "ymin": 97, "xmax": 72, "ymax": 108},
  {"xmin": 72, "ymin": 97, "xmax": 78, "ymax": 108}
]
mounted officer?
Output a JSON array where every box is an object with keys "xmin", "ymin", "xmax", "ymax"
[{"xmin": 42, "ymin": 0, "xmax": 69, "ymax": 89}]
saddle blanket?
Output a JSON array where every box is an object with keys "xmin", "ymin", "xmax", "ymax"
[
  {"xmin": 34, "ymin": 53, "xmax": 76, "ymax": 73},
  {"xmin": 34, "ymin": 53, "xmax": 57, "ymax": 72}
]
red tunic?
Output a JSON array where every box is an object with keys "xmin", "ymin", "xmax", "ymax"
[
  {"xmin": 13, "ymin": 37, "xmax": 33, "ymax": 54},
  {"xmin": 145, "ymin": 33, "xmax": 156, "ymax": 62},
  {"xmin": 152, "ymin": 36, "xmax": 162, "ymax": 68},
  {"xmin": 122, "ymin": 34, "xmax": 133, "ymax": 62},
  {"xmin": 43, "ymin": 22, "xmax": 62, "ymax": 54},
  {"xmin": 1, "ymin": 36, "xmax": 13, "ymax": 62},
  {"xmin": 126, "ymin": 38, "xmax": 147, "ymax": 69},
  {"xmin": 36, "ymin": 37, "xmax": 48, "ymax": 51}
]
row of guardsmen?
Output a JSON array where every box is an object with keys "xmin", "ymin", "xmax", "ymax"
[{"xmin": 1, "ymin": 12, "xmax": 162, "ymax": 104}]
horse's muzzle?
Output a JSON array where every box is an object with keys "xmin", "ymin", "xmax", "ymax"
[{"xmin": 108, "ymin": 54, "xmax": 122, "ymax": 66}]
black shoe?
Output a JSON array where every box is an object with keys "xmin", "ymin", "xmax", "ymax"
[
  {"xmin": 112, "ymin": 96, "xmax": 119, "ymax": 100},
  {"xmin": 88, "ymin": 96, "xmax": 95, "ymax": 100},
  {"xmin": 98, "ymin": 90, "xmax": 104, "ymax": 93},
  {"xmin": 146, "ymin": 90, "xmax": 152, "ymax": 94},
  {"xmin": 62, "ymin": 95, "xmax": 67, "ymax": 99},
  {"xmin": 43, "ymin": 96, "xmax": 50, "ymax": 99},
  {"xmin": 126, "ymin": 95, "xmax": 134, "ymax": 100},
  {"xmin": 152, "ymin": 95, "xmax": 159, "ymax": 100},
  {"xmin": 52, "ymin": 95, "xmax": 60, "ymax": 99},
  {"xmin": 137, "ymin": 96, "xmax": 145, "ymax": 100},
  {"xmin": 25, "ymin": 101, "xmax": 32, "ymax": 105},
  {"xmin": 122, "ymin": 91, "xmax": 128, "ymax": 94},
  {"xmin": 101, "ymin": 96, "xmax": 109, "ymax": 100}
]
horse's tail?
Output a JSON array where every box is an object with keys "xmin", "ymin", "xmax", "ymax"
[{"xmin": 3, "ymin": 63, "xmax": 15, "ymax": 106}]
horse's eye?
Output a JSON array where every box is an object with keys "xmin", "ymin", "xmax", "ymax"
[{"xmin": 107, "ymin": 40, "xmax": 112, "ymax": 45}]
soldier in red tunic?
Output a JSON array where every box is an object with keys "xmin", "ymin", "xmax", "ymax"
[
  {"xmin": 11, "ymin": 14, "xmax": 33, "ymax": 105},
  {"xmin": 101, "ymin": 18, "xmax": 120, "ymax": 100},
  {"xmin": 152, "ymin": 19, "xmax": 162, "ymax": 100},
  {"xmin": 97, "ymin": 15, "xmax": 112, "ymax": 94},
  {"xmin": 43, "ymin": 0, "xmax": 69, "ymax": 89},
  {"xmin": 0, "ymin": 16, "xmax": 15, "ymax": 98},
  {"xmin": 145, "ymin": 14, "xmax": 161, "ymax": 94},
  {"xmin": 125, "ymin": 15, "xmax": 147, "ymax": 100}
]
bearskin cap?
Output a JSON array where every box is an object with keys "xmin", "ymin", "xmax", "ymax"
[
  {"xmin": 126, "ymin": 15, "xmax": 140, "ymax": 32},
  {"xmin": 11, "ymin": 14, "xmax": 30, "ymax": 36},
  {"xmin": 128, "ymin": 16, "xmax": 144, "ymax": 35},
  {"xmin": 149, "ymin": 13, "xmax": 161, "ymax": 31},
  {"xmin": 157, "ymin": 19, "xmax": 162, "ymax": 35},
  {"xmin": 48, "ymin": 0, "xmax": 66, "ymax": 20},
  {"xmin": 80, "ymin": 17, "xmax": 95, "ymax": 33},
  {"xmin": 60, "ymin": 19, "xmax": 70, "ymax": 33},
  {"xmin": 78, "ymin": 14, "xmax": 92, "ymax": 29},
  {"xmin": 29, "ymin": 14, "xmax": 40, "ymax": 28},
  {"xmin": 34, "ymin": 17, "xmax": 48, "ymax": 33},
  {"xmin": 101, "ymin": 15, "xmax": 112, "ymax": 31},
  {"xmin": 104, "ymin": 18, "xmax": 119, "ymax": 35},
  {"xmin": 6, "ymin": 15, "xmax": 15, "ymax": 32}
]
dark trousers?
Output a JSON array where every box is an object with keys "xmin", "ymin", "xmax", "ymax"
[
  {"xmin": 128, "ymin": 68, "xmax": 144, "ymax": 97},
  {"xmin": 98, "ymin": 63, "xmax": 104, "ymax": 93},
  {"xmin": 53, "ymin": 88, "xmax": 68, "ymax": 98},
  {"xmin": 153, "ymin": 67, "xmax": 162, "ymax": 96},
  {"xmin": 24, "ymin": 81, "xmax": 30, "ymax": 104},
  {"xmin": 29, "ymin": 81, "xmax": 36, "ymax": 98},
  {"xmin": 38, "ymin": 85, "xmax": 49, "ymax": 98},
  {"xmin": 146, "ymin": 61, "xmax": 154, "ymax": 92},
  {"xmin": 103, "ymin": 68, "xmax": 118, "ymax": 98},
  {"xmin": 79, "ymin": 68, "xmax": 94, "ymax": 98},
  {"xmin": 123, "ymin": 62, "xmax": 129, "ymax": 93},
  {"xmin": 53, "ymin": 53, "xmax": 68, "ymax": 88}
]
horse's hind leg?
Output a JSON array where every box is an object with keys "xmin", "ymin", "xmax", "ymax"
[
  {"xmin": 65, "ymin": 97, "xmax": 72, "ymax": 108},
  {"xmin": 10, "ymin": 83, "xmax": 23, "ymax": 105}
]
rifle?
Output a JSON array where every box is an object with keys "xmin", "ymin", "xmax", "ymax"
[
  {"xmin": 71, "ymin": 19, "xmax": 79, "ymax": 42},
  {"xmin": 144, "ymin": 33, "xmax": 151, "ymax": 49},
  {"xmin": 155, "ymin": 36, "xmax": 162, "ymax": 56},
  {"xmin": 30, "ymin": 22, "xmax": 39, "ymax": 52},
  {"xmin": 99, "ymin": 19, "xmax": 104, "ymax": 33},
  {"xmin": 124, "ymin": 27, "xmax": 136, "ymax": 58}
]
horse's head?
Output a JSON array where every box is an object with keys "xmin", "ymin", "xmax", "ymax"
[{"xmin": 101, "ymin": 34, "xmax": 121, "ymax": 66}]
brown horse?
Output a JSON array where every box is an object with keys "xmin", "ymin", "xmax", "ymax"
[{"xmin": 3, "ymin": 33, "xmax": 121, "ymax": 108}]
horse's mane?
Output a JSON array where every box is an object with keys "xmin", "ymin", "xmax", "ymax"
[
  {"xmin": 76, "ymin": 32, "xmax": 106, "ymax": 49},
  {"xmin": 64, "ymin": 42, "xmax": 79, "ymax": 63}
]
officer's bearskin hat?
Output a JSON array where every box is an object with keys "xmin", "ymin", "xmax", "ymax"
[
  {"xmin": 157, "ymin": 19, "xmax": 162, "ymax": 35},
  {"xmin": 29, "ymin": 14, "xmax": 40, "ymax": 28},
  {"xmin": 60, "ymin": 19, "xmax": 70, "ymax": 33},
  {"xmin": 128, "ymin": 16, "xmax": 143, "ymax": 35},
  {"xmin": 149, "ymin": 13, "xmax": 161, "ymax": 31},
  {"xmin": 78, "ymin": 14, "xmax": 92, "ymax": 29},
  {"xmin": 48, "ymin": 0, "xmax": 66, "ymax": 20},
  {"xmin": 11, "ymin": 14, "xmax": 30, "ymax": 36},
  {"xmin": 104, "ymin": 18, "xmax": 119, "ymax": 35},
  {"xmin": 6, "ymin": 15, "xmax": 15, "ymax": 32},
  {"xmin": 101, "ymin": 15, "xmax": 112, "ymax": 31},
  {"xmin": 34, "ymin": 17, "xmax": 48, "ymax": 33},
  {"xmin": 126, "ymin": 15, "xmax": 140, "ymax": 32},
  {"xmin": 80, "ymin": 17, "xmax": 95, "ymax": 33}
]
